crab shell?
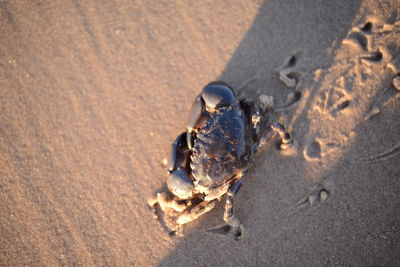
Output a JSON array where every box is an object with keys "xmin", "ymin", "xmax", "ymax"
[{"xmin": 166, "ymin": 82, "xmax": 259, "ymax": 199}]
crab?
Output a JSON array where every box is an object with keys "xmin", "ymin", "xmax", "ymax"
[{"xmin": 148, "ymin": 81, "xmax": 292, "ymax": 239}]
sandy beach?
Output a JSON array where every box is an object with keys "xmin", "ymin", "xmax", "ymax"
[{"xmin": 1, "ymin": 0, "xmax": 399, "ymax": 265}]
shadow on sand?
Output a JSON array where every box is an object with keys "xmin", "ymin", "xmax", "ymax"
[{"xmin": 157, "ymin": 0, "xmax": 398, "ymax": 265}]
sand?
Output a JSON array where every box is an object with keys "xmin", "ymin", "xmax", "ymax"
[{"xmin": 1, "ymin": 0, "xmax": 399, "ymax": 266}]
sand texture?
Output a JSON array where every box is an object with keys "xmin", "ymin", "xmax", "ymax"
[{"xmin": 1, "ymin": 0, "xmax": 400, "ymax": 266}]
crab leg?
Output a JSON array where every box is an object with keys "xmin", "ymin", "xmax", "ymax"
[
  {"xmin": 260, "ymin": 123, "xmax": 292, "ymax": 149},
  {"xmin": 147, "ymin": 192, "xmax": 187, "ymax": 213},
  {"xmin": 176, "ymin": 199, "xmax": 219, "ymax": 225},
  {"xmin": 168, "ymin": 132, "xmax": 190, "ymax": 173},
  {"xmin": 223, "ymin": 178, "xmax": 245, "ymax": 240}
]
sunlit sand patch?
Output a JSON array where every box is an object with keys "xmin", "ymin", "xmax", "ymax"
[{"xmin": 292, "ymin": 16, "xmax": 399, "ymax": 180}]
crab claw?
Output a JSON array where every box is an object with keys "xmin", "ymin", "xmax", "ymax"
[
  {"xmin": 167, "ymin": 167, "xmax": 196, "ymax": 199},
  {"xmin": 202, "ymin": 81, "xmax": 236, "ymax": 111},
  {"xmin": 186, "ymin": 82, "xmax": 237, "ymax": 149},
  {"xmin": 187, "ymin": 96, "xmax": 205, "ymax": 133},
  {"xmin": 186, "ymin": 95, "xmax": 209, "ymax": 149},
  {"xmin": 168, "ymin": 132, "xmax": 190, "ymax": 173}
]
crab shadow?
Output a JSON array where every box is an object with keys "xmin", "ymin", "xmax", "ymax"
[{"xmin": 158, "ymin": 0, "xmax": 369, "ymax": 265}]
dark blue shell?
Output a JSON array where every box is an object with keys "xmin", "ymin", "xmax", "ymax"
[{"xmin": 190, "ymin": 104, "xmax": 249, "ymax": 187}]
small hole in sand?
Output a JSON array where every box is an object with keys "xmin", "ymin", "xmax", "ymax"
[
  {"xmin": 304, "ymin": 141, "xmax": 321, "ymax": 160},
  {"xmin": 366, "ymin": 50, "xmax": 383, "ymax": 62},
  {"xmin": 348, "ymin": 32, "xmax": 368, "ymax": 50},
  {"xmin": 361, "ymin": 22, "xmax": 372, "ymax": 32},
  {"xmin": 337, "ymin": 100, "xmax": 351, "ymax": 111},
  {"xmin": 293, "ymin": 91, "xmax": 302, "ymax": 102},
  {"xmin": 288, "ymin": 55, "xmax": 296, "ymax": 67}
]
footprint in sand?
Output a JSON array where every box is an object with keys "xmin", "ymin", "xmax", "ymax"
[
  {"xmin": 274, "ymin": 52, "xmax": 303, "ymax": 111},
  {"xmin": 343, "ymin": 21, "xmax": 373, "ymax": 51},
  {"xmin": 295, "ymin": 184, "xmax": 330, "ymax": 208},
  {"xmin": 361, "ymin": 50, "xmax": 383, "ymax": 62},
  {"xmin": 330, "ymin": 99, "xmax": 351, "ymax": 117},
  {"xmin": 303, "ymin": 137, "xmax": 340, "ymax": 162},
  {"xmin": 344, "ymin": 17, "xmax": 400, "ymax": 120},
  {"xmin": 344, "ymin": 18, "xmax": 397, "ymax": 64},
  {"xmin": 315, "ymin": 83, "xmax": 352, "ymax": 118},
  {"xmin": 304, "ymin": 141, "xmax": 321, "ymax": 161},
  {"xmin": 277, "ymin": 52, "xmax": 302, "ymax": 89},
  {"xmin": 274, "ymin": 91, "xmax": 302, "ymax": 112}
]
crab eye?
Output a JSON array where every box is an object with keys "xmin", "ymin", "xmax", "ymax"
[{"xmin": 202, "ymin": 81, "xmax": 236, "ymax": 111}]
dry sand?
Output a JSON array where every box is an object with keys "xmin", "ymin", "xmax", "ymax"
[{"xmin": 1, "ymin": 0, "xmax": 400, "ymax": 266}]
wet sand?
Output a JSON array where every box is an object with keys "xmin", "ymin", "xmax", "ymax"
[{"xmin": 1, "ymin": 0, "xmax": 399, "ymax": 266}]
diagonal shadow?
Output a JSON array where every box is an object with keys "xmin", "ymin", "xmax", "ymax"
[{"xmin": 158, "ymin": 0, "xmax": 365, "ymax": 265}]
